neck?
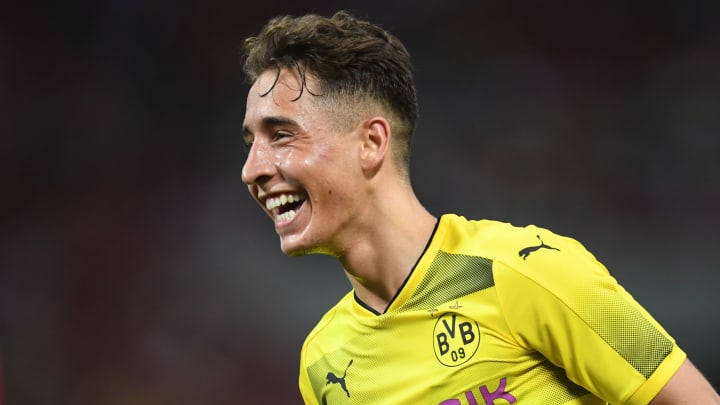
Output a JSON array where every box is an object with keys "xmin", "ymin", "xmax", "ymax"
[{"xmin": 338, "ymin": 186, "xmax": 437, "ymax": 314}]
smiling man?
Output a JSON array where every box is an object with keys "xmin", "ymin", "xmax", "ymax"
[{"xmin": 240, "ymin": 10, "xmax": 720, "ymax": 405}]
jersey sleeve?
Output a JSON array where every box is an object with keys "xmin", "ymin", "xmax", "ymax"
[
  {"xmin": 297, "ymin": 297, "xmax": 349, "ymax": 405},
  {"xmin": 299, "ymin": 346, "xmax": 319, "ymax": 405},
  {"xmin": 493, "ymin": 228, "xmax": 686, "ymax": 404}
]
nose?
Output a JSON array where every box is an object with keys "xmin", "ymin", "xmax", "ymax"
[{"xmin": 242, "ymin": 141, "xmax": 275, "ymax": 186}]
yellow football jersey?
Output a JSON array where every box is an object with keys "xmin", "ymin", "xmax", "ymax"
[{"xmin": 299, "ymin": 214, "xmax": 686, "ymax": 404}]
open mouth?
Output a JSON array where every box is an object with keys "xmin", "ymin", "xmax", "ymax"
[{"xmin": 265, "ymin": 193, "xmax": 305, "ymax": 223}]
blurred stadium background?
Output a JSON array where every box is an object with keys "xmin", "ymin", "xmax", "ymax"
[{"xmin": 1, "ymin": 1, "xmax": 718, "ymax": 403}]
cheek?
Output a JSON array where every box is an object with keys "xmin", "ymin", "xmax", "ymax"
[
  {"xmin": 295, "ymin": 145, "xmax": 341, "ymax": 178},
  {"xmin": 286, "ymin": 141, "xmax": 360, "ymax": 198}
]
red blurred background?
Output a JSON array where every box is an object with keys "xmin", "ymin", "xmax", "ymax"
[{"xmin": 1, "ymin": 1, "xmax": 719, "ymax": 403}]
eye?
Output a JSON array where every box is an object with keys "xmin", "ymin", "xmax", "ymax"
[
  {"xmin": 242, "ymin": 133, "xmax": 254, "ymax": 146},
  {"xmin": 273, "ymin": 130, "xmax": 292, "ymax": 142},
  {"xmin": 241, "ymin": 135, "xmax": 254, "ymax": 156}
]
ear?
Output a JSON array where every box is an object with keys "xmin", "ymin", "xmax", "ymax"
[{"xmin": 359, "ymin": 116, "xmax": 391, "ymax": 173}]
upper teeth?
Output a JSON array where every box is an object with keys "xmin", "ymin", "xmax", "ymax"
[{"xmin": 266, "ymin": 193, "xmax": 303, "ymax": 210}]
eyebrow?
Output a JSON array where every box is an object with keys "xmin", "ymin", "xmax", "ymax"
[{"xmin": 242, "ymin": 116, "xmax": 299, "ymax": 138}]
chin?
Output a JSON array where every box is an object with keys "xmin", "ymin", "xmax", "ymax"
[
  {"xmin": 279, "ymin": 239, "xmax": 313, "ymax": 257},
  {"xmin": 280, "ymin": 237, "xmax": 333, "ymax": 257}
]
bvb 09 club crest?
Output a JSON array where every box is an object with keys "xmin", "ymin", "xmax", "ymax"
[{"xmin": 432, "ymin": 312, "xmax": 480, "ymax": 367}]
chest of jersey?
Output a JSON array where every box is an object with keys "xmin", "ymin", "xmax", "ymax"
[
  {"xmin": 301, "ymin": 217, "xmax": 682, "ymax": 404},
  {"xmin": 305, "ymin": 287, "xmax": 598, "ymax": 405}
]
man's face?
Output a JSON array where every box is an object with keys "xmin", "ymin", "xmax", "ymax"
[{"xmin": 242, "ymin": 69, "xmax": 365, "ymax": 255}]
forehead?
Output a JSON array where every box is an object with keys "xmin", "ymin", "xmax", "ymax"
[
  {"xmin": 244, "ymin": 69, "xmax": 318, "ymax": 125},
  {"xmin": 250, "ymin": 68, "xmax": 304, "ymax": 104}
]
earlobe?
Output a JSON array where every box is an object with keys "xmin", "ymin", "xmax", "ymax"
[{"xmin": 359, "ymin": 117, "xmax": 391, "ymax": 173}]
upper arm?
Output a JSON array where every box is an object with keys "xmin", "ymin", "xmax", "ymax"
[{"xmin": 649, "ymin": 359, "xmax": 720, "ymax": 405}]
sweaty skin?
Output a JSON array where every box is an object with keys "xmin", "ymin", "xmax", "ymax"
[{"xmin": 242, "ymin": 68, "xmax": 437, "ymax": 314}]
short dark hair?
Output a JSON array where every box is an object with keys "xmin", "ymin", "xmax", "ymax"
[{"xmin": 242, "ymin": 11, "xmax": 418, "ymax": 174}]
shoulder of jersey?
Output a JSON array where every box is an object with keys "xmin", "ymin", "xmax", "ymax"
[{"xmin": 445, "ymin": 215, "xmax": 582, "ymax": 270}]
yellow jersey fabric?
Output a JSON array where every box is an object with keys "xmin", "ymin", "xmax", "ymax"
[{"xmin": 299, "ymin": 214, "xmax": 686, "ymax": 404}]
